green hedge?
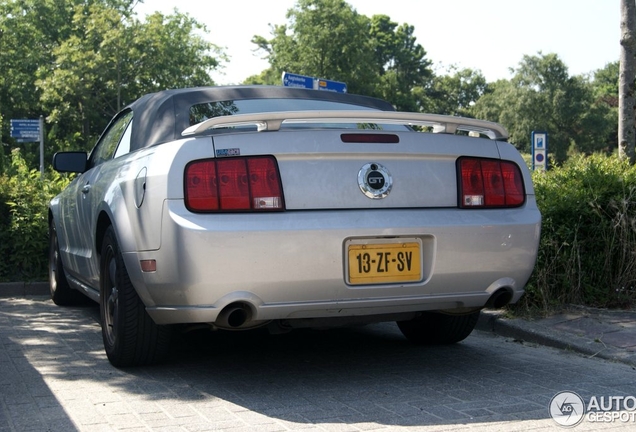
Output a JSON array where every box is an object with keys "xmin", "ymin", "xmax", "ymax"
[
  {"xmin": 0, "ymin": 149, "xmax": 70, "ymax": 282},
  {"xmin": 519, "ymin": 154, "xmax": 636, "ymax": 311}
]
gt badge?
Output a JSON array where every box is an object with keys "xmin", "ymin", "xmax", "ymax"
[
  {"xmin": 358, "ymin": 163, "xmax": 392, "ymax": 199},
  {"xmin": 216, "ymin": 148, "xmax": 241, "ymax": 157}
]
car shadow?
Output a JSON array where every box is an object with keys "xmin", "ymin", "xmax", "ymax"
[{"xmin": 156, "ymin": 323, "xmax": 551, "ymax": 426}]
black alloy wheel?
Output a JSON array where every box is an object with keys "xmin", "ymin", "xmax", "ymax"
[
  {"xmin": 100, "ymin": 226, "xmax": 171, "ymax": 367},
  {"xmin": 49, "ymin": 222, "xmax": 85, "ymax": 305}
]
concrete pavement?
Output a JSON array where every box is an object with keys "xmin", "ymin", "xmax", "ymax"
[{"xmin": 1, "ymin": 293, "xmax": 636, "ymax": 431}]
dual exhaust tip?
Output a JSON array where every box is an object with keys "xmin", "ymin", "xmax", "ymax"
[{"xmin": 215, "ymin": 288, "xmax": 514, "ymax": 330}]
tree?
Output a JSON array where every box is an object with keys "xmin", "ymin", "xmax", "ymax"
[
  {"xmin": 470, "ymin": 78, "xmax": 513, "ymax": 123},
  {"xmin": 369, "ymin": 16, "xmax": 432, "ymax": 111},
  {"xmin": 619, "ymin": 0, "xmax": 636, "ymax": 163},
  {"xmin": 0, "ymin": 0, "xmax": 225, "ymax": 160},
  {"xmin": 34, "ymin": 1, "xmax": 130, "ymax": 151},
  {"xmin": 471, "ymin": 53, "xmax": 612, "ymax": 162},
  {"xmin": 594, "ymin": 61, "xmax": 619, "ymax": 106},
  {"xmin": 427, "ymin": 67, "xmax": 487, "ymax": 116},
  {"xmin": 0, "ymin": 0, "xmax": 80, "ymax": 164},
  {"xmin": 242, "ymin": 68, "xmax": 280, "ymax": 86},
  {"xmin": 0, "ymin": 113, "xmax": 4, "ymax": 174},
  {"xmin": 593, "ymin": 62, "xmax": 619, "ymax": 151},
  {"xmin": 250, "ymin": 0, "xmax": 433, "ymax": 109},
  {"xmin": 251, "ymin": 0, "xmax": 377, "ymax": 95},
  {"xmin": 36, "ymin": 5, "xmax": 223, "ymax": 151}
]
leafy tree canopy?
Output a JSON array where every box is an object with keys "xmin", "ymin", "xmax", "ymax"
[
  {"xmin": 471, "ymin": 53, "xmax": 613, "ymax": 162},
  {"xmin": 0, "ymin": 0, "xmax": 225, "ymax": 163},
  {"xmin": 0, "ymin": 0, "xmax": 622, "ymax": 169},
  {"xmin": 250, "ymin": 0, "xmax": 433, "ymax": 110},
  {"xmin": 251, "ymin": 0, "xmax": 378, "ymax": 95},
  {"xmin": 427, "ymin": 67, "xmax": 487, "ymax": 116},
  {"xmin": 593, "ymin": 61, "xmax": 619, "ymax": 107}
]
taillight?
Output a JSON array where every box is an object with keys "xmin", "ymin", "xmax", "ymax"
[
  {"xmin": 185, "ymin": 156, "xmax": 284, "ymax": 212},
  {"xmin": 458, "ymin": 157, "xmax": 525, "ymax": 208}
]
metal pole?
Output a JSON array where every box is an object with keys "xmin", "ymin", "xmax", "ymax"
[{"xmin": 39, "ymin": 115, "xmax": 44, "ymax": 179}]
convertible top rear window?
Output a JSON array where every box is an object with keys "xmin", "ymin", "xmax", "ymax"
[
  {"xmin": 189, "ymin": 98, "xmax": 408, "ymax": 131},
  {"xmin": 189, "ymin": 98, "xmax": 375, "ymax": 125}
]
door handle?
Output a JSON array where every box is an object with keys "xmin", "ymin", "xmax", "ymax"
[{"xmin": 81, "ymin": 184, "xmax": 91, "ymax": 194}]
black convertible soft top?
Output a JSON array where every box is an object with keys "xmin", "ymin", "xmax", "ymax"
[{"xmin": 124, "ymin": 86, "xmax": 396, "ymax": 151}]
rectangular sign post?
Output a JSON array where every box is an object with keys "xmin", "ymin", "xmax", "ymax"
[
  {"xmin": 282, "ymin": 72, "xmax": 315, "ymax": 89},
  {"xmin": 531, "ymin": 131, "xmax": 548, "ymax": 171},
  {"xmin": 10, "ymin": 117, "xmax": 45, "ymax": 178},
  {"xmin": 282, "ymin": 72, "xmax": 347, "ymax": 93},
  {"xmin": 317, "ymin": 78, "xmax": 347, "ymax": 93},
  {"xmin": 10, "ymin": 119, "xmax": 40, "ymax": 142},
  {"xmin": 39, "ymin": 116, "xmax": 44, "ymax": 178}
]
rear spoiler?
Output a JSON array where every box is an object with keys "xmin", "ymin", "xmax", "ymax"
[{"xmin": 182, "ymin": 110, "xmax": 509, "ymax": 141}]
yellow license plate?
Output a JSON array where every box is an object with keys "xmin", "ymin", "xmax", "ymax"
[{"xmin": 347, "ymin": 242, "xmax": 421, "ymax": 285}]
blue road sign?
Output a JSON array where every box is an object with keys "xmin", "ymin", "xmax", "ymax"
[
  {"xmin": 282, "ymin": 72, "xmax": 314, "ymax": 89},
  {"xmin": 10, "ymin": 119, "xmax": 41, "ymax": 142},
  {"xmin": 317, "ymin": 78, "xmax": 347, "ymax": 93},
  {"xmin": 282, "ymin": 72, "xmax": 348, "ymax": 93}
]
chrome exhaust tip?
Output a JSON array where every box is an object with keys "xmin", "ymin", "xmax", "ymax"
[
  {"xmin": 485, "ymin": 288, "xmax": 513, "ymax": 309},
  {"xmin": 216, "ymin": 303, "xmax": 251, "ymax": 328},
  {"xmin": 214, "ymin": 302, "xmax": 269, "ymax": 330}
]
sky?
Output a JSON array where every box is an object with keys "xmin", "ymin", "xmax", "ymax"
[{"xmin": 134, "ymin": 0, "xmax": 619, "ymax": 86}]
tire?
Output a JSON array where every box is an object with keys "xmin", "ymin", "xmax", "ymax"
[
  {"xmin": 49, "ymin": 222, "xmax": 86, "ymax": 305},
  {"xmin": 397, "ymin": 310, "xmax": 480, "ymax": 345},
  {"xmin": 100, "ymin": 226, "xmax": 171, "ymax": 367}
]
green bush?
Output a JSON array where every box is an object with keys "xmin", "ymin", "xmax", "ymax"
[
  {"xmin": 518, "ymin": 154, "xmax": 636, "ymax": 311},
  {"xmin": 0, "ymin": 149, "xmax": 70, "ymax": 282}
]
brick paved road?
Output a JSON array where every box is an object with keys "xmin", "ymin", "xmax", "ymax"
[{"xmin": 1, "ymin": 296, "xmax": 635, "ymax": 431}]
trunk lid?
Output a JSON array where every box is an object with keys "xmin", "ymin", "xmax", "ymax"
[{"xmin": 211, "ymin": 129, "xmax": 501, "ymax": 210}]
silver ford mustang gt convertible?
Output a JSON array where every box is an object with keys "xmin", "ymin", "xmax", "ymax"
[{"xmin": 48, "ymin": 86, "xmax": 541, "ymax": 366}]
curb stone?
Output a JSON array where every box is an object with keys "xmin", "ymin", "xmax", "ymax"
[
  {"xmin": 476, "ymin": 309, "xmax": 636, "ymax": 368},
  {"xmin": 0, "ymin": 281, "xmax": 49, "ymax": 297}
]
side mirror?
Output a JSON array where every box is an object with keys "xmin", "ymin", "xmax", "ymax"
[{"xmin": 52, "ymin": 152, "xmax": 87, "ymax": 173}]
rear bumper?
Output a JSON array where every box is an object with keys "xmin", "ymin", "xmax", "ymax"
[{"xmin": 125, "ymin": 200, "xmax": 541, "ymax": 325}]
